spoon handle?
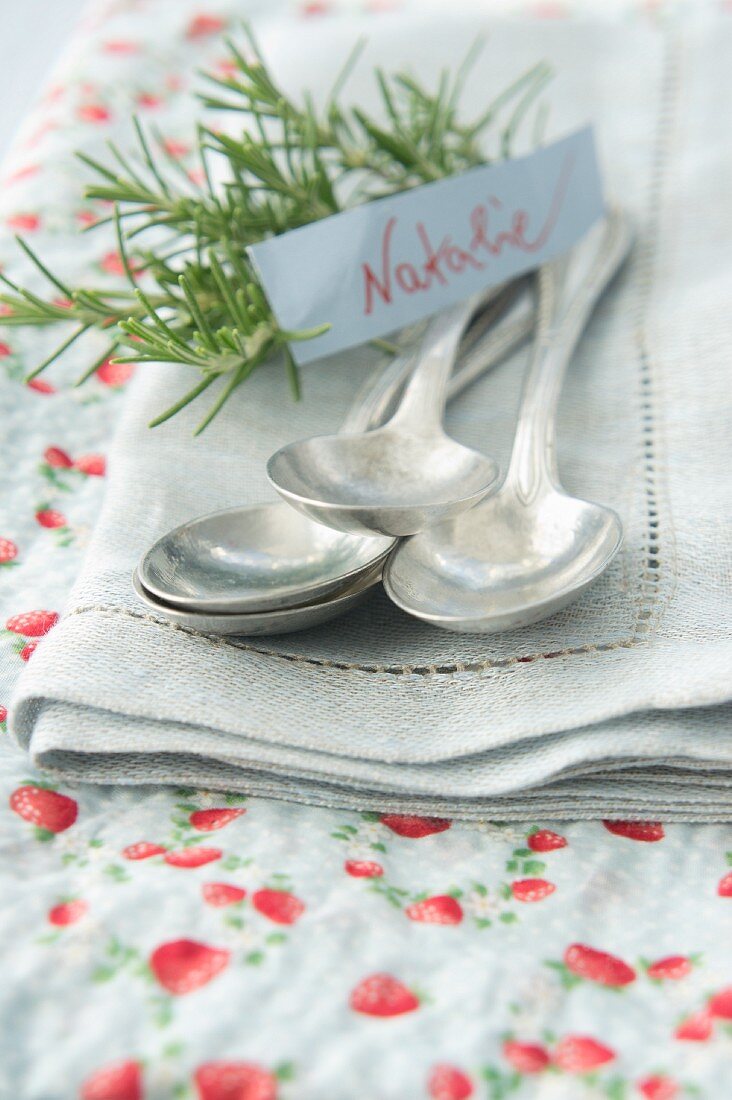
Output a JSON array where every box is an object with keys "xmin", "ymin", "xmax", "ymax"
[
  {"xmin": 341, "ymin": 282, "xmax": 533, "ymax": 434},
  {"xmin": 385, "ymin": 290, "xmax": 491, "ymax": 432},
  {"xmin": 506, "ymin": 210, "xmax": 633, "ymax": 502},
  {"xmin": 447, "ymin": 281, "xmax": 535, "ymax": 404}
]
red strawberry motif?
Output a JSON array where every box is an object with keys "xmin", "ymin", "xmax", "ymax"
[
  {"xmin": 136, "ymin": 93, "xmax": 162, "ymax": 110},
  {"xmin": 511, "ymin": 879, "xmax": 556, "ymax": 903},
  {"xmin": 379, "ymin": 814, "xmax": 451, "ymax": 838},
  {"xmin": 646, "ymin": 956, "xmax": 693, "ymax": 981},
  {"xmin": 0, "ymin": 342, "xmax": 11, "ymax": 357},
  {"xmin": 349, "ymin": 973, "xmax": 419, "ymax": 1017},
  {"xmin": 405, "ymin": 895, "xmax": 463, "ymax": 925},
  {"xmin": 214, "ymin": 59, "xmax": 239, "ymax": 78},
  {"xmin": 78, "ymin": 104, "xmax": 111, "ymax": 124},
  {"xmin": 5, "ymin": 609, "xmax": 58, "ymax": 636},
  {"xmin": 186, "ymin": 14, "xmax": 226, "ymax": 38},
  {"xmin": 36, "ymin": 509, "xmax": 67, "ymax": 529},
  {"xmin": 96, "ymin": 359, "xmax": 135, "ymax": 387},
  {"xmin": 344, "ymin": 859, "xmax": 383, "ymax": 878},
  {"xmin": 527, "ymin": 829, "xmax": 567, "ymax": 852},
  {"xmin": 48, "ymin": 898, "xmax": 88, "ymax": 926},
  {"xmin": 708, "ymin": 987, "xmax": 732, "ymax": 1020},
  {"xmin": 163, "ymin": 847, "xmax": 222, "ymax": 869},
  {"xmin": 100, "ymin": 252, "xmax": 140, "ymax": 277},
  {"xmin": 103, "ymin": 40, "xmax": 139, "ymax": 54},
  {"xmin": 20, "ymin": 641, "xmax": 38, "ymax": 661},
  {"xmin": 74, "ymin": 453, "xmax": 106, "ymax": 477},
  {"xmin": 637, "ymin": 1075, "xmax": 680, "ymax": 1100},
  {"xmin": 717, "ymin": 871, "xmax": 732, "ymax": 897},
  {"xmin": 121, "ymin": 842, "xmax": 166, "ymax": 860},
  {"xmin": 80, "ymin": 1059, "xmax": 143, "ymax": 1100},
  {"xmin": 99, "ymin": 252, "xmax": 123, "ymax": 274},
  {"xmin": 602, "ymin": 820, "xmax": 665, "ymax": 842},
  {"xmin": 202, "ymin": 883, "xmax": 246, "ymax": 907},
  {"xmin": 675, "ymin": 1010, "xmax": 713, "ymax": 1041},
  {"xmin": 189, "ymin": 808, "xmax": 245, "ymax": 832},
  {"xmin": 0, "ymin": 705, "xmax": 6, "ymax": 724},
  {"xmin": 553, "ymin": 1036, "xmax": 615, "ymax": 1073},
  {"xmin": 564, "ymin": 944, "xmax": 636, "ymax": 986},
  {"xmin": 27, "ymin": 378, "xmax": 56, "ymax": 394},
  {"xmin": 526, "ymin": 0, "xmax": 566, "ymax": 16},
  {"xmin": 252, "ymin": 888, "xmax": 305, "ymax": 925},
  {"xmin": 23, "ymin": 120, "xmax": 58, "ymax": 148},
  {"xmin": 10, "ymin": 785, "xmax": 77, "ymax": 833},
  {"xmin": 0, "ymin": 538, "xmax": 18, "ymax": 564},
  {"xmin": 194, "ymin": 1061, "xmax": 277, "ymax": 1100},
  {"xmin": 502, "ymin": 1040, "xmax": 550, "ymax": 1074},
  {"xmin": 149, "ymin": 939, "xmax": 230, "ymax": 995},
  {"xmin": 427, "ymin": 1063, "xmax": 474, "ymax": 1099},
  {"xmin": 43, "ymin": 446, "xmax": 73, "ymax": 468},
  {"xmin": 6, "ymin": 164, "xmax": 39, "ymax": 185},
  {"xmin": 163, "ymin": 139, "xmax": 190, "ymax": 159},
  {"xmin": 7, "ymin": 212, "xmax": 40, "ymax": 232}
]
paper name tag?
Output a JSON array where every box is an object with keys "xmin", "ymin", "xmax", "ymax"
[{"xmin": 248, "ymin": 127, "xmax": 604, "ymax": 365}]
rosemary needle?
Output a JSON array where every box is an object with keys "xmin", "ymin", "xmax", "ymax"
[{"xmin": 0, "ymin": 26, "xmax": 550, "ymax": 432}]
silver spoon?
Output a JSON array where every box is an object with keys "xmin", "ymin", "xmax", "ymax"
[
  {"xmin": 139, "ymin": 283, "xmax": 534, "ymax": 614},
  {"xmin": 133, "ymin": 286, "xmax": 533, "ymax": 637},
  {"xmin": 132, "ymin": 562, "xmax": 383, "ymax": 637},
  {"xmin": 383, "ymin": 211, "xmax": 633, "ymax": 634},
  {"xmin": 266, "ymin": 292, "xmax": 504, "ymax": 537}
]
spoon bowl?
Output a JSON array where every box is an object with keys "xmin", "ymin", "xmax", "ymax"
[
  {"xmin": 267, "ymin": 427, "xmax": 499, "ymax": 537},
  {"xmin": 384, "ymin": 488, "xmax": 623, "ymax": 632},
  {"xmin": 132, "ymin": 561, "xmax": 383, "ymax": 636},
  {"xmin": 141, "ymin": 503, "xmax": 393, "ymax": 613},
  {"xmin": 268, "ymin": 290, "xmax": 506, "ymax": 537}
]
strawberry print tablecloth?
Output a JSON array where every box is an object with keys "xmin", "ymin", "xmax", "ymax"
[{"xmin": 0, "ymin": 1, "xmax": 730, "ymax": 1097}]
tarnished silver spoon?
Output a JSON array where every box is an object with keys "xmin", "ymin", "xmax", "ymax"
[
  {"xmin": 266, "ymin": 291, "xmax": 504, "ymax": 537},
  {"xmin": 139, "ymin": 283, "xmax": 534, "ymax": 614},
  {"xmin": 132, "ymin": 561, "xmax": 384, "ymax": 637},
  {"xmin": 383, "ymin": 211, "xmax": 632, "ymax": 634}
]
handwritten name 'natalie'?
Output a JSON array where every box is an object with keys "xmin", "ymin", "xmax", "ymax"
[{"xmin": 361, "ymin": 150, "xmax": 575, "ymax": 316}]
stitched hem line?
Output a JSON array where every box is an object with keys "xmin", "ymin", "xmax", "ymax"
[{"xmin": 68, "ymin": 601, "xmax": 647, "ymax": 675}]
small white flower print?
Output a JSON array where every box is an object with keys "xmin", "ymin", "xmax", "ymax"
[
  {"xmin": 358, "ymin": 822, "xmax": 384, "ymax": 845},
  {"xmin": 225, "ymin": 925, "xmax": 261, "ymax": 952},
  {"xmin": 532, "ymin": 1076, "xmax": 574, "ymax": 1100},
  {"xmin": 473, "ymin": 821, "xmax": 526, "ymax": 845},
  {"xmin": 462, "ymin": 889, "xmax": 502, "ymax": 920},
  {"xmin": 346, "ymin": 843, "xmax": 376, "ymax": 862}
]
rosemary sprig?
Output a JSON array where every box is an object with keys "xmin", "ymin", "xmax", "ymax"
[{"xmin": 0, "ymin": 27, "xmax": 550, "ymax": 432}]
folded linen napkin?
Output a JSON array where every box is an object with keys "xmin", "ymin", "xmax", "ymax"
[{"xmin": 9, "ymin": 3, "xmax": 732, "ymax": 819}]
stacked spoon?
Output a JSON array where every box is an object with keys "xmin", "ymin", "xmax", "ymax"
[
  {"xmin": 134, "ymin": 279, "xmax": 535, "ymax": 634},
  {"xmin": 135, "ymin": 210, "xmax": 632, "ymax": 637}
]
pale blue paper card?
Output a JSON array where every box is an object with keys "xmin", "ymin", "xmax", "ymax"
[{"xmin": 248, "ymin": 127, "xmax": 604, "ymax": 364}]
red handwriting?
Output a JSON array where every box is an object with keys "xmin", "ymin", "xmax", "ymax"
[{"xmin": 362, "ymin": 151, "xmax": 575, "ymax": 316}]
